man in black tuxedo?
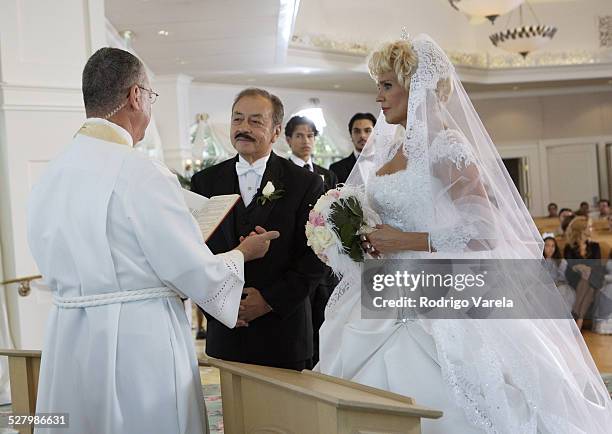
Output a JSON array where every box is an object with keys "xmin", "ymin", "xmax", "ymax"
[
  {"xmin": 285, "ymin": 115, "xmax": 338, "ymax": 190},
  {"xmin": 284, "ymin": 115, "xmax": 338, "ymax": 366},
  {"xmin": 329, "ymin": 112, "xmax": 377, "ymax": 184},
  {"xmin": 191, "ymin": 88, "xmax": 326, "ymax": 371}
]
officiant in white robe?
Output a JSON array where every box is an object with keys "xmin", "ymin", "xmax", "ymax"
[{"xmin": 27, "ymin": 47, "xmax": 278, "ymax": 434}]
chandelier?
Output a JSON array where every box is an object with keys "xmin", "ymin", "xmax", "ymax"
[
  {"xmin": 448, "ymin": 0, "xmax": 524, "ymax": 24},
  {"xmin": 191, "ymin": 113, "xmax": 228, "ymax": 170},
  {"xmin": 489, "ymin": 4, "xmax": 557, "ymax": 57}
]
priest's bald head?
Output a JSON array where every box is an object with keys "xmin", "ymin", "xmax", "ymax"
[{"xmin": 82, "ymin": 47, "xmax": 157, "ymax": 143}]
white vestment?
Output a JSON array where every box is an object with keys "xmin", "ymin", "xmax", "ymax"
[{"xmin": 27, "ymin": 119, "xmax": 245, "ymax": 434}]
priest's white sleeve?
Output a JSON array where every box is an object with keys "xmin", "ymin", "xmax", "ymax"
[{"xmin": 122, "ymin": 157, "xmax": 244, "ymax": 328}]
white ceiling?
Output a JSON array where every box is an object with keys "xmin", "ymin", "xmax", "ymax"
[{"xmin": 105, "ymin": 0, "xmax": 612, "ymax": 93}]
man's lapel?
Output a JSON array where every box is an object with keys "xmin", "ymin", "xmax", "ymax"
[
  {"xmin": 246, "ymin": 152, "xmax": 284, "ymax": 228},
  {"xmin": 218, "ymin": 155, "xmax": 240, "ymax": 247}
]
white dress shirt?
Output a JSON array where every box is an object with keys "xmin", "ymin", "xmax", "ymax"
[
  {"xmin": 236, "ymin": 153, "xmax": 271, "ymax": 206},
  {"xmin": 289, "ymin": 153, "xmax": 314, "ymax": 172}
]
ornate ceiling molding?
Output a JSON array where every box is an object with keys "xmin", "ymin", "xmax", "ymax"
[
  {"xmin": 290, "ymin": 33, "xmax": 612, "ymax": 69},
  {"xmin": 600, "ymin": 16, "xmax": 612, "ymax": 48}
]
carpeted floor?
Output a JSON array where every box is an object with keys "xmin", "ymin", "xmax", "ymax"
[
  {"xmin": 203, "ymin": 383, "xmax": 223, "ymax": 434},
  {"xmin": 0, "ymin": 391, "xmax": 224, "ymax": 433}
]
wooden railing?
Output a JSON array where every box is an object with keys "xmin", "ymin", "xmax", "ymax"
[{"xmin": 0, "ymin": 350, "xmax": 41, "ymax": 434}]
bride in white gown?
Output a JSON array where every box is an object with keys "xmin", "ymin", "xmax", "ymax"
[{"xmin": 317, "ymin": 34, "xmax": 612, "ymax": 433}]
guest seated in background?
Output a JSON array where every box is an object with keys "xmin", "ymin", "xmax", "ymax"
[
  {"xmin": 543, "ymin": 235, "xmax": 575, "ymax": 311},
  {"xmin": 555, "ymin": 208, "xmax": 574, "ymax": 237},
  {"xmin": 576, "ymin": 201, "xmax": 590, "ymax": 216},
  {"xmin": 547, "ymin": 202, "xmax": 558, "ymax": 218},
  {"xmin": 598, "ymin": 199, "xmax": 610, "ymax": 219},
  {"xmin": 285, "ymin": 115, "xmax": 339, "ymax": 365},
  {"xmin": 329, "ymin": 112, "xmax": 376, "ymax": 184},
  {"xmin": 594, "ymin": 250, "xmax": 612, "ymax": 334},
  {"xmin": 285, "ymin": 115, "xmax": 338, "ymax": 189},
  {"xmin": 564, "ymin": 216, "xmax": 605, "ymax": 330},
  {"xmin": 557, "ymin": 211, "xmax": 575, "ymax": 236}
]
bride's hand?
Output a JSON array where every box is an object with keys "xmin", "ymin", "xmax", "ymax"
[
  {"xmin": 360, "ymin": 234, "xmax": 381, "ymax": 258},
  {"xmin": 366, "ymin": 225, "xmax": 430, "ymax": 254},
  {"xmin": 366, "ymin": 224, "xmax": 407, "ymax": 255}
]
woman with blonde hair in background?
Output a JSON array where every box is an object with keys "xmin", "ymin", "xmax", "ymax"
[{"xmin": 564, "ymin": 216, "xmax": 604, "ymax": 329}]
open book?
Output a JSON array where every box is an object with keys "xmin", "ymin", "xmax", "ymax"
[{"xmin": 182, "ymin": 189, "xmax": 241, "ymax": 242}]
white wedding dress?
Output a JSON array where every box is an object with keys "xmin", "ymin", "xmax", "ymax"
[
  {"xmin": 319, "ymin": 140, "xmax": 485, "ymax": 434},
  {"xmin": 318, "ymin": 34, "xmax": 612, "ymax": 434}
]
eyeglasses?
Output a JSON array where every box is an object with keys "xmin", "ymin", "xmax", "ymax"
[{"xmin": 138, "ymin": 86, "xmax": 159, "ymax": 104}]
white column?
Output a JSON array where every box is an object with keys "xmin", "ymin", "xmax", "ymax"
[
  {"xmin": 0, "ymin": 0, "xmax": 107, "ymax": 350},
  {"xmin": 153, "ymin": 74, "xmax": 195, "ymax": 173}
]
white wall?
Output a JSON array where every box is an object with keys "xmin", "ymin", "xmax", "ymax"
[
  {"xmin": 474, "ymin": 87, "xmax": 612, "ymax": 215},
  {"xmin": 473, "ymin": 89, "xmax": 612, "ymax": 142},
  {"xmin": 0, "ymin": 0, "xmax": 106, "ymax": 350}
]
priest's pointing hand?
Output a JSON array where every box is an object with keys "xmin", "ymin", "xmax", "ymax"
[{"xmin": 235, "ymin": 226, "xmax": 280, "ymax": 261}]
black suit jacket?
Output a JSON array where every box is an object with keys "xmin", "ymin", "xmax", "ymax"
[
  {"xmin": 313, "ymin": 163, "xmax": 338, "ymax": 191},
  {"xmin": 329, "ymin": 153, "xmax": 357, "ymax": 185},
  {"xmin": 288, "ymin": 158, "xmax": 338, "ymax": 191},
  {"xmin": 191, "ymin": 152, "xmax": 326, "ymax": 365}
]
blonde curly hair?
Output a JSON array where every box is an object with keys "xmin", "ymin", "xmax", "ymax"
[
  {"xmin": 367, "ymin": 39, "xmax": 453, "ymax": 102},
  {"xmin": 368, "ymin": 40, "xmax": 417, "ymax": 91},
  {"xmin": 565, "ymin": 216, "xmax": 590, "ymax": 248}
]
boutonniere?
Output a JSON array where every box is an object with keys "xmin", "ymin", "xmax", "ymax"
[{"xmin": 257, "ymin": 181, "xmax": 284, "ymax": 205}]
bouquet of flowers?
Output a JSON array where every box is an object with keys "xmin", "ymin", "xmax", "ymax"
[{"xmin": 306, "ymin": 185, "xmax": 381, "ymax": 277}]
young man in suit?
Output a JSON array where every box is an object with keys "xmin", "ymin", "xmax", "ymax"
[
  {"xmin": 285, "ymin": 115, "xmax": 338, "ymax": 190},
  {"xmin": 329, "ymin": 112, "xmax": 377, "ymax": 184},
  {"xmin": 285, "ymin": 115, "xmax": 339, "ymax": 366},
  {"xmin": 191, "ymin": 88, "xmax": 326, "ymax": 370}
]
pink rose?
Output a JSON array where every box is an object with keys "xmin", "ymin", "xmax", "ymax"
[{"xmin": 309, "ymin": 211, "xmax": 325, "ymax": 227}]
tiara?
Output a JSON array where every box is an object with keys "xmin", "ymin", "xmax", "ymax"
[{"xmin": 401, "ymin": 27, "xmax": 410, "ymax": 41}]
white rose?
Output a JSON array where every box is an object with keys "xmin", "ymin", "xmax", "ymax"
[
  {"xmin": 305, "ymin": 222, "xmax": 315, "ymax": 239},
  {"xmin": 262, "ymin": 181, "xmax": 275, "ymax": 197},
  {"xmin": 310, "ymin": 226, "xmax": 335, "ymax": 253}
]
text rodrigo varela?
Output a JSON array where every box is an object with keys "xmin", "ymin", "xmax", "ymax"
[{"xmin": 369, "ymin": 270, "xmax": 514, "ymax": 309}]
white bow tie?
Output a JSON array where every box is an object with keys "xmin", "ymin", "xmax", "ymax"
[{"xmin": 235, "ymin": 159, "xmax": 267, "ymax": 177}]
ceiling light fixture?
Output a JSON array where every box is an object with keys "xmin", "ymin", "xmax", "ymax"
[
  {"xmin": 119, "ymin": 30, "xmax": 135, "ymax": 49},
  {"xmin": 489, "ymin": 3, "xmax": 557, "ymax": 57},
  {"xmin": 158, "ymin": 30, "xmax": 170, "ymax": 36},
  {"xmin": 448, "ymin": 0, "xmax": 524, "ymax": 24}
]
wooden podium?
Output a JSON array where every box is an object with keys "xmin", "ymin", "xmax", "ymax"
[{"xmin": 202, "ymin": 357, "xmax": 442, "ymax": 434}]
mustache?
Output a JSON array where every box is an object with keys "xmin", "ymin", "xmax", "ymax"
[{"xmin": 234, "ymin": 132, "xmax": 255, "ymax": 141}]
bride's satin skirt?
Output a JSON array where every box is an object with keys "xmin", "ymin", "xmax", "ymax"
[{"xmin": 318, "ymin": 292, "xmax": 483, "ymax": 434}]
